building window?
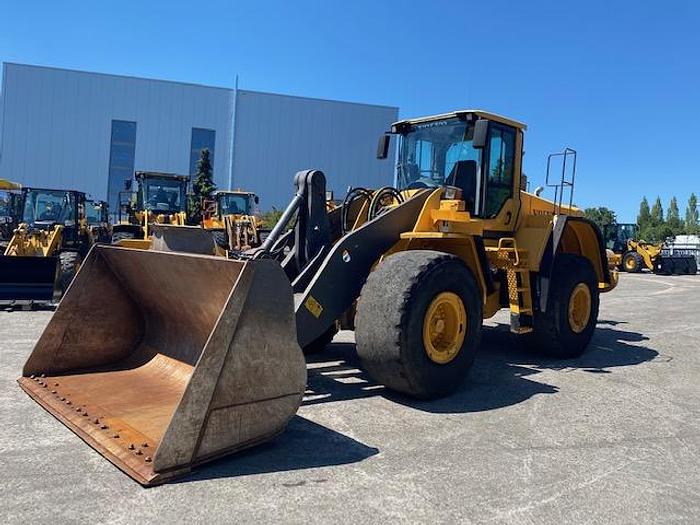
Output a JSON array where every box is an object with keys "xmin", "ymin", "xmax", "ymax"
[
  {"xmin": 190, "ymin": 128, "xmax": 216, "ymax": 175},
  {"xmin": 107, "ymin": 120, "xmax": 137, "ymax": 219}
]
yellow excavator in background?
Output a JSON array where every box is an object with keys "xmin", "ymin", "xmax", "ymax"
[
  {"xmin": 19, "ymin": 109, "xmax": 617, "ymax": 485},
  {"xmin": 111, "ymin": 171, "xmax": 189, "ymax": 248},
  {"xmin": 607, "ymin": 223, "xmax": 697, "ymax": 275}
]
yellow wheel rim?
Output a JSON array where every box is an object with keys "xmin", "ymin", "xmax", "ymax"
[
  {"xmin": 422, "ymin": 292, "xmax": 467, "ymax": 364},
  {"xmin": 624, "ymin": 257, "xmax": 635, "ymax": 271},
  {"xmin": 567, "ymin": 283, "xmax": 591, "ymax": 334}
]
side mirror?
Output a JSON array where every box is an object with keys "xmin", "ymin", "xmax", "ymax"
[
  {"xmin": 124, "ymin": 180, "xmax": 133, "ymax": 191},
  {"xmin": 472, "ymin": 119, "xmax": 489, "ymax": 149},
  {"xmin": 376, "ymin": 134, "xmax": 391, "ymax": 159},
  {"xmin": 254, "ymin": 195, "xmax": 259, "ymax": 204}
]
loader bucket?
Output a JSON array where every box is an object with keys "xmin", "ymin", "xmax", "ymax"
[
  {"xmin": 0, "ymin": 255, "xmax": 58, "ymax": 301},
  {"xmin": 18, "ymin": 245, "xmax": 306, "ymax": 485},
  {"xmin": 150, "ymin": 224, "xmax": 217, "ymax": 255}
]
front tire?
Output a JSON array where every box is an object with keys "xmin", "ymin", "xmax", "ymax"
[
  {"xmin": 532, "ymin": 254, "xmax": 599, "ymax": 358},
  {"xmin": 622, "ymin": 251, "xmax": 643, "ymax": 273},
  {"xmin": 355, "ymin": 251, "xmax": 482, "ymax": 399}
]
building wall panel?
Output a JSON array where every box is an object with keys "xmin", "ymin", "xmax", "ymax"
[{"xmin": 232, "ymin": 90, "xmax": 397, "ymax": 209}]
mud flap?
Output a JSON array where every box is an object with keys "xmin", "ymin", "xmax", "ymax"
[
  {"xmin": 0, "ymin": 255, "xmax": 58, "ymax": 301},
  {"xmin": 18, "ymin": 245, "xmax": 306, "ymax": 485}
]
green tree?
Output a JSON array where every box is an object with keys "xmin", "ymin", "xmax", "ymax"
[
  {"xmin": 666, "ymin": 196, "xmax": 682, "ymax": 236},
  {"xmin": 637, "ymin": 196, "xmax": 651, "ymax": 230},
  {"xmin": 584, "ymin": 206, "xmax": 617, "ymax": 243},
  {"xmin": 650, "ymin": 196, "xmax": 664, "ymax": 227},
  {"xmin": 685, "ymin": 193, "xmax": 699, "ymax": 235},
  {"xmin": 188, "ymin": 148, "xmax": 216, "ymax": 225}
]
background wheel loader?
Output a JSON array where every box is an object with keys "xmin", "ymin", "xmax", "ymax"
[
  {"xmin": 608, "ymin": 223, "xmax": 697, "ymax": 274},
  {"xmin": 202, "ymin": 190, "xmax": 266, "ymax": 252},
  {"xmin": 1, "ymin": 187, "xmax": 102, "ymax": 301},
  {"xmin": 111, "ymin": 171, "xmax": 189, "ymax": 248},
  {"xmin": 19, "ymin": 109, "xmax": 617, "ymax": 485}
]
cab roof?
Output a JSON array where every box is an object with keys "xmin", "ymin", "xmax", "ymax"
[
  {"xmin": 135, "ymin": 171, "xmax": 190, "ymax": 182},
  {"xmin": 392, "ymin": 109, "xmax": 526, "ymax": 131}
]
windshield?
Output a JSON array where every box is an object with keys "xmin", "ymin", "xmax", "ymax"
[
  {"xmin": 22, "ymin": 190, "xmax": 76, "ymax": 225},
  {"xmin": 218, "ymin": 193, "xmax": 250, "ymax": 215},
  {"xmin": 85, "ymin": 201, "xmax": 104, "ymax": 224},
  {"xmin": 397, "ymin": 118, "xmax": 481, "ymax": 189},
  {"xmin": 141, "ymin": 178, "xmax": 186, "ymax": 212}
]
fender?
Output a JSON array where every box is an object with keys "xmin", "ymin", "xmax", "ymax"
[{"xmin": 537, "ymin": 215, "xmax": 611, "ymax": 312}]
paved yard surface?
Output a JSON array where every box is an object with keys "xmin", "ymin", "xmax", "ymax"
[{"xmin": 1, "ymin": 273, "xmax": 698, "ymax": 524}]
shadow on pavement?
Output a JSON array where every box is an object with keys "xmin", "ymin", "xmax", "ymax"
[
  {"xmin": 174, "ymin": 415, "xmax": 379, "ymax": 484},
  {"xmin": 304, "ymin": 320, "xmax": 658, "ymax": 414}
]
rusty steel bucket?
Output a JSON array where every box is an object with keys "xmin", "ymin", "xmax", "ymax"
[{"xmin": 18, "ymin": 245, "xmax": 306, "ymax": 485}]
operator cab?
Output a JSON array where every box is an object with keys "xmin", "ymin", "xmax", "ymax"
[
  {"xmin": 215, "ymin": 191, "xmax": 260, "ymax": 217},
  {"xmin": 135, "ymin": 172, "xmax": 189, "ymax": 215},
  {"xmin": 607, "ymin": 223, "xmax": 637, "ymax": 252},
  {"xmin": 18, "ymin": 188, "xmax": 87, "ymax": 246},
  {"xmin": 379, "ymin": 110, "xmax": 524, "ymax": 221}
]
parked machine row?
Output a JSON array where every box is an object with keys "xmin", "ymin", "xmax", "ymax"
[
  {"xmin": 0, "ymin": 171, "xmax": 266, "ymax": 302},
  {"xmin": 18, "ymin": 109, "xmax": 619, "ymax": 485}
]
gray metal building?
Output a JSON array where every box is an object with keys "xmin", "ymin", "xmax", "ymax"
[{"xmin": 0, "ymin": 63, "xmax": 397, "ymax": 214}]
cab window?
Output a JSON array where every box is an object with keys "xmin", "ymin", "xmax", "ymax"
[{"xmin": 483, "ymin": 124, "xmax": 516, "ymax": 218}]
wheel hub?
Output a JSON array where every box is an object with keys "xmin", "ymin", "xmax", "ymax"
[
  {"xmin": 423, "ymin": 292, "xmax": 467, "ymax": 364},
  {"xmin": 567, "ymin": 283, "xmax": 591, "ymax": 334}
]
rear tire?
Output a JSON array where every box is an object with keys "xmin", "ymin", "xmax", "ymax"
[
  {"xmin": 532, "ymin": 254, "xmax": 599, "ymax": 358},
  {"xmin": 111, "ymin": 231, "xmax": 135, "ymax": 244},
  {"xmin": 622, "ymin": 251, "xmax": 643, "ymax": 273},
  {"xmin": 355, "ymin": 251, "xmax": 482, "ymax": 399},
  {"xmin": 58, "ymin": 251, "xmax": 82, "ymax": 296}
]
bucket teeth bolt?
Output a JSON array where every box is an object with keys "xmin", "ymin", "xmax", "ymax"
[
  {"xmin": 93, "ymin": 418, "xmax": 99, "ymax": 425},
  {"xmin": 113, "ymin": 434, "xmax": 119, "ymax": 439},
  {"xmin": 51, "ymin": 390, "xmax": 57, "ymax": 394},
  {"xmin": 82, "ymin": 412, "xmax": 88, "ymax": 417},
  {"xmin": 30, "ymin": 375, "xmax": 35, "ymax": 380},
  {"xmin": 145, "ymin": 457, "xmax": 152, "ymax": 463},
  {"xmin": 135, "ymin": 450, "xmax": 143, "ymax": 456},
  {"xmin": 66, "ymin": 400, "xmax": 72, "ymax": 405},
  {"xmin": 128, "ymin": 444, "xmax": 135, "ymax": 450},
  {"xmin": 60, "ymin": 397, "xmax": 66, "ymax": 401},
  {"xmin": 76, "ymin": 407, "xmax": 82, "ymax": 412},
  {"xmin": 41, "ymin": 374, "xmax": 46, "ymax": 378},
  {"xmin": 100, "ymin": 424, "xmax": 108, "ymax": 430},
  {"xmin": 141, "ymin": 443, "xmax": 148, "ymax": 448}
]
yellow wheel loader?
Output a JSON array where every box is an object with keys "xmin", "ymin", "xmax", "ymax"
[
  {"xmin": 112, "ymin": 171, "xmax": 189, "ymax": 249},
  {"xmin": 19, "ymin": 110, "xmax": 617, "ymax": 485},
  {"xmin": 608, "ymin": 223, "xmax": 697, "ymax": 275},
  {"xmin": 202, "ymin": 190, "xmax": 265, "ymax": 252},
  {"xmin": 1, "ymin": 187, "xmax": 98, "ymax": 301}
]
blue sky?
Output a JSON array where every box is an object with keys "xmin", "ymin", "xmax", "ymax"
[{"xmin": 1, "ymin": 0, "xmax": 698, "ymax": 221}]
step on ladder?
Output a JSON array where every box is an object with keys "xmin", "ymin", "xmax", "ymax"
[{"xmin": 497, "ymin": 238, "xmax": 534, "ymax": 334}]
